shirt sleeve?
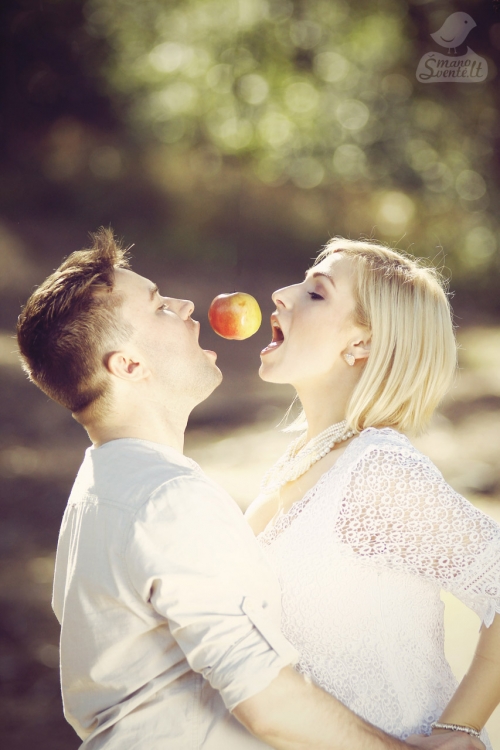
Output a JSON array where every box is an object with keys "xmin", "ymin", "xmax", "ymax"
[
  {"xmin": 125, "ymin": 472, "xmax": 299, "ymax": 711},
  {"xmin": 336, "ymin": 442, "xmax": 500, "ymax": 627}
]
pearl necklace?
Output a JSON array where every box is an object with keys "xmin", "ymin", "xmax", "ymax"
[{"xmin": 260, "ymin": 419, "xmax": 357, "ymax": 494}]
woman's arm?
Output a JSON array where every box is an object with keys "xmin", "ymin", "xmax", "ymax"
[
  {"xmin": 435, "ymin": 612, "xmax": 500, "ymax": 733},
  {"xmin": 334, "ymin": 441, "xmax": 500, "ymax": 736}
]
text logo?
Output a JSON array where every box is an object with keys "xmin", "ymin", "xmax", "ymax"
[{"xmin": 416, "ymin": 12, "xmax": 488, "ymax": 83}]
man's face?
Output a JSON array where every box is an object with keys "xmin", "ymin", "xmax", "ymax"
[{"xmin": 112, "ymin": 268, "xmax": 222, "ymax": 404}]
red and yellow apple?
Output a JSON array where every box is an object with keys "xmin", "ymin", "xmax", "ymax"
[{"xmin": 208, "ymin": 292, "xmax": 262, "ymax": 340}]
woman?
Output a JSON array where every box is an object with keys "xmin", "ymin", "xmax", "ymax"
[{"xmin": 245, "ymin": 238, "xmax": 500, "ymax": 748}]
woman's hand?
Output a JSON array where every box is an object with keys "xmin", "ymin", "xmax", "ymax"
[{"xmin": 406, "ymin": 732, "xmax": 485, "ymax": 750}]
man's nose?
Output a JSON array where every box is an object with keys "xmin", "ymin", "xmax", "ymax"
[{"xmin": 177, "ymin": 298, "xmax": 195, "ymax": 319}]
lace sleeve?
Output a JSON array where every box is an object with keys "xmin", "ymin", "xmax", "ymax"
[{"xmin": 337, "ymin": 442, "xmax": 500, "ymax": 627}]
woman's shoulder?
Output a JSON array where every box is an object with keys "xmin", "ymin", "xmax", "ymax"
[
  {"xmin": 346, "ymin": 426, "xmax": 440, "ymax": 475},
  {"xmin": 358, "ymin": 426, "xmax": 413, "ymax": 448},
  {"xmin": 350, "ymin": 426, "xmax": 412, "ymax": 453}
]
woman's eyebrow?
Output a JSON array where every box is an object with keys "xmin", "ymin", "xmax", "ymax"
[
  {"xmin": 305, "ymin": 271, "xmax": 336, "ymax": 289},
  {"xmin": 149, "ymin": 284, "xmax": 160, "ymax": 300}
]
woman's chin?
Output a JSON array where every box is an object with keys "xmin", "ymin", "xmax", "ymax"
[{"xmin": 258, "ymin": 362, "xmax": 288, "ymax": 384}]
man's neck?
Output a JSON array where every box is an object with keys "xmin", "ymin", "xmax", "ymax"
[{"xmin": 80, "ymin": 400, "xmax": 190, "ymax": 453}]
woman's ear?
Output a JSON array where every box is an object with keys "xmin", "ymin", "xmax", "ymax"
[{"xmin": 352, "ymin": 335, "xmax": 371, "ymax": 362}]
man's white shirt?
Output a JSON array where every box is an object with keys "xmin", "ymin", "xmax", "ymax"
[{"xmin": 52, "ymin": 438, "xmax": 299, "ymax": 749}]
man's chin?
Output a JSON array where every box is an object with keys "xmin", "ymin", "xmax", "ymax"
[
  {"xmin": 213, "ymin": 366, "xmax": 223, "ymax": 388},
  {"xmin": 196, "ymin": 365, "xmax": 223, "ymax": 404}
]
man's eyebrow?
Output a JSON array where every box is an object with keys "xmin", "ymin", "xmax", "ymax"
[
  {"xmin": 149, "ymin": 284, "xmax": 159, "ymax": 300},
  {"xmin": 305, "ymin": 271, "xmax": 336, "ymax": 288}
]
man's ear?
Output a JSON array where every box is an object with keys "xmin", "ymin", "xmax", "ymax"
[{"xmin": 105, "ymin": 350, "xmax": 151, "ymax": 382}]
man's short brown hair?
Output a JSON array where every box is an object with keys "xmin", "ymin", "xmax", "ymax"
[{"xmin": 17, "ymin": 227, "xmax": 133, "ymax": 414}]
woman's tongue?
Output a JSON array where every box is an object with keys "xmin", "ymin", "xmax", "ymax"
[{"xmin": 262, "ymin": 327, "xmax": 284, "ymax": 353}]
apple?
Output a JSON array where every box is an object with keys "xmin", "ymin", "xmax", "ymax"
[{"xmin": 208, "ymin": 292, "xmax": 262, "ymax": 340}]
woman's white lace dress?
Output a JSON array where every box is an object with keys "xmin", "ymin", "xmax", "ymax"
[{"xmin": 256, "ymin": 427, "xmax": 500, "ymax": 746}]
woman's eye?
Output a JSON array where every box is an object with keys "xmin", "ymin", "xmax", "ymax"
[
  {"xmin": 308, "ymin": 291, "xmax": 324, "ymax": 300},
  {"xmin": 158, "ymin": 303, "xmax": 168, "ymax": 311}
]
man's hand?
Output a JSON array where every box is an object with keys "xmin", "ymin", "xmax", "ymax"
[{"xmin": 406, "ymin": 732, "xmax": 485, "ymax": 750}]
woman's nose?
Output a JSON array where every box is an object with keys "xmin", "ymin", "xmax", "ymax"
[{"xmin": 272, "ymin": 285, "xmax": 293, "ymax": 308}]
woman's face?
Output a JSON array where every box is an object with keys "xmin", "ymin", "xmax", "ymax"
[{"xmin": 259, "ymin": 252, "xmax": 370, "ymax": 387}]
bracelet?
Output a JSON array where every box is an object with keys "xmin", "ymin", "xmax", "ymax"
[{"xmin": 431, "ymin": 722, "xmax": 481, "ymax": 738}]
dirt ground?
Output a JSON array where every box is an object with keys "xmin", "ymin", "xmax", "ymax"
[{"xmin": 1, "ymin": 324, "xmax": 500, "ymax": 748}]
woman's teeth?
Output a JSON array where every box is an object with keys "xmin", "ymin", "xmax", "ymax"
[
  {"xmin": 272, "ymin": 325, "xmax": 284, "ymax": 343},
  {"xmin": 261, "ymin": 321, "xmax": 285, "ymax": 354}
]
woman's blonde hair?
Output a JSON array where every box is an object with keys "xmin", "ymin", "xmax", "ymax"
[{"xmin": 288, "ymin": 237, "xmax": 458, "ymax": 437}]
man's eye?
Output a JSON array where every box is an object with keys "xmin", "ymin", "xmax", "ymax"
[{"xmin": 308, "ymin": 292, "xmax": 324, "ymax": 300}]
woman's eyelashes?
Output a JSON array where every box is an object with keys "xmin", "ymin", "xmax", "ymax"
[{"xmin": 308, "ymin": 291, "xmax": 324, "ymax": 300}]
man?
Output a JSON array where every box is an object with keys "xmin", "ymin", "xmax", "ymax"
[{"xmin": 17, "ymin": 229, "xmax": 481, "ymax": 750}]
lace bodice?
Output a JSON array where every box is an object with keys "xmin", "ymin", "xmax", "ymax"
[{"xmin": 256, "ymin": 427, "xmax": 499, "ymax": 744}]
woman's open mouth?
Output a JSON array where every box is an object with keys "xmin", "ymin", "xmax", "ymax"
[{"xmin": 261, "ymin": 316, "xmax": 284, "ymax": 355}]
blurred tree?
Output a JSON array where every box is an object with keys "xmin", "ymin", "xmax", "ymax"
[
  {"xmin": 82, "ymin": 0, "xmax": 500, "ymax": 290},
  {"xmin": 0, "ymin": 0, "xmax": 499, "ymax": 311}
]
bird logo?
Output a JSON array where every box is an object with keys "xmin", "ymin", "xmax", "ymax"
[
  {"xmin": 415, "ymin": 11, "xmax": 487, "ymax": 83},
  {"xmin": 430, "ymin": 12, "xmax": 477, "ymax": 54}
]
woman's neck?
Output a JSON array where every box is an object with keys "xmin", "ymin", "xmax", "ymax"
[{"xmin": 295, "ymin": 380, "xmax": 353, "ymax": 441}]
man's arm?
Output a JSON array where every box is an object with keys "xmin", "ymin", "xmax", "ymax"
[
  {"xmin": 130, "ymin": 477, "xmax": 482, "ymax": 750},
  {"xmin": 234, "ymin": 666, "xmax": 485, "ymax": 750}
]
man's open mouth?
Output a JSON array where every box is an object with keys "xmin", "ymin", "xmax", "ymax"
[{"xmin": 261, "ymin": 316, "xmax": 284, "ymax": 355}]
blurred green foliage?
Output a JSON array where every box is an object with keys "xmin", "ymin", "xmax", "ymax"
[
  {"xmin": 0, "ymin": 0, "xmax": 498, "ymax": 310},
  {"xmin": 79, "ymin": 0, "xmax": 500, "ymax": 283}
]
